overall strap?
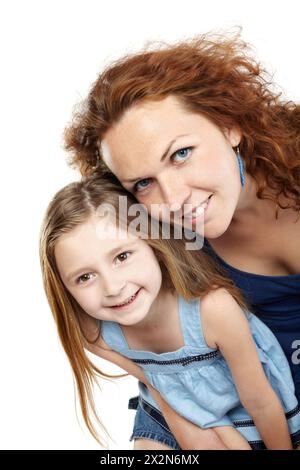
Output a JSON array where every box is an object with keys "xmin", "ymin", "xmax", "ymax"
[
  {"xmin": 178, "ymin": 296, "xmax": 209, "ymax": 349},
  {"xmin": 100, "ymin": 320, "xmax": 129, "ymax": 353}
]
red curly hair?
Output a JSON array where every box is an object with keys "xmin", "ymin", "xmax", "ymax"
[{"xmin": 64, "ymin": 30, "xmax": 300, "ymax": 214}]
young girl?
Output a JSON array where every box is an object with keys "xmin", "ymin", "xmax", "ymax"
[{"xmin": 40, "ymin": 174, "xmax": 300, "ymax": 450}]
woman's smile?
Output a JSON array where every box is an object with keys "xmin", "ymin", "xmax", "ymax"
[
  {"xmin": 101, "ymin": 95, "xmax": 242, "ymax": 238},
  {"xmin": 183, "ymin": 195, "xmax": 213, "ymax": 222}
]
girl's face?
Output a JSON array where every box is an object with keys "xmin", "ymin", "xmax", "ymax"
[
  {"xmin": 101, "ymin": 95, "xmax": 242, "ymax": 238},
  {"xmin": 55, "ymin": 215, "xmax": 162, "ymax": 326}
]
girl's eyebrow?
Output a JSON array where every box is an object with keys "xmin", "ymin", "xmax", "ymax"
[
  {"xmin": 121, "ymin": 134, "xmax": 190, "ymax": 183},
  {"xmin": 66, "ymin": 240, "xmax": 138, "ymax": 281},
  {"xmin": 105, "ymin": 240, "xmax": 137, "ymax": 260}
]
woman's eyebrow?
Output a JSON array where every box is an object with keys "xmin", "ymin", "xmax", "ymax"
[{"xmin": 121, "ymin": 134, "xmax": 190, "ymax": 183}]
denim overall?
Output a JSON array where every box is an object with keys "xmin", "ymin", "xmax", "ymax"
[{"xmin": 101, "ymin": 294, "xmax": 300, "ymax": 449}]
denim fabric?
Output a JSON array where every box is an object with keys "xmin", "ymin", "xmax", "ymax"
[
  {"xmin": 128, "ymin": 395, "xmax": 181, "ymax": 450},
  {"xmin": 128, "ymin": 395, "xmax": 300, "ymax": 450}
]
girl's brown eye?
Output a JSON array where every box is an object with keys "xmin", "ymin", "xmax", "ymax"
[
  {"xmin": 77, "ymin": 273, "xmax": 93, "ymax": 284},
  {"xmin": 116, "ymin": 251, "xmax": 132, "ymax": 263}
]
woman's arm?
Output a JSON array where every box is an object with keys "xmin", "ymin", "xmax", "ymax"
[
  {"xmin": 202, "ymin": 288, "xmax": 293, "ymax": 450},
  {"xmin": 83, "ymin": 325, "xmax": 228, "ymax": 450}
]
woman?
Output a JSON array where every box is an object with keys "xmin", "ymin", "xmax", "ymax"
[{"xmin": 64, "ymin": 31, "xmax": 300, "ymax": 450}]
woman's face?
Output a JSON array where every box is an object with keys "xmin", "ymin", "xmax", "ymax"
[{"xmin": 101, "ymin": 95, "xmax": 242, "ymax": 238}]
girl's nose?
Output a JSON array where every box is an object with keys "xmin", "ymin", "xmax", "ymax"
[{"xmin": 102, "ymin": 274, "xmax": 126, "ymax": 297}]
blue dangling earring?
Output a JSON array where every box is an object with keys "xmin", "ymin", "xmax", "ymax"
[{"xmin": 236, "ymin": 146, "xmax": 245, "ymax": 188}]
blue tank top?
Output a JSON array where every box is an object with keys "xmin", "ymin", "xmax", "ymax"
[
  {"xmin": 204, "ymin": 239, "xmax": 300, "ymax": 402},
  {"xmin": 101, "ymin": 296, "xmax": 300, "ymax": 449}
]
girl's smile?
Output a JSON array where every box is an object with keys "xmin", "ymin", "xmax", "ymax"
[
  {"xmin": 54, "ymin": 214, "xmax": 163, "ymax": 327},
  {"xmin": 106, "ymin": 287, "xmax": 143, "ymax": 310}
]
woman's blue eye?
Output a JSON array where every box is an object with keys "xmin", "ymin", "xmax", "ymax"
[
  {"xmin": 132, "ymin": 147, "xmax": 192, "ymax": 192},
  {"xmin": 133, "ymin": 178, "xmax": 151, "ymax": 193},
  {"xmin": 172, "ymin": 147, "xmax": 192, "ymax": 163}
]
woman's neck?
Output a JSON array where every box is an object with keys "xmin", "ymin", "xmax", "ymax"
[
  {"xmin": 233, "ymin": 173, "xmax": 278, "ymax": 223},
  {"xmin": 234, "ymin": 173, "xmax": 261, "ymax": 217}
]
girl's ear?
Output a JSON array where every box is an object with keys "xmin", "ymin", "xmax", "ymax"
[{"xmin": 223, "ymin": 126, "xmax": 242, "ymax": 147}]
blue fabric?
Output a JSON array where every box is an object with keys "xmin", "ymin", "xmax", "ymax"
[
  {"xmin": 204, "ymin": 239, "xmax": 300, "ymax": 403},
  {"xmin": 101, "ymin": 295, "xmax": 300, "ymax": 448},
  {"xmin": 128, "ymin": 395, "xmax": 299, "ymax": 450},
  {"xmin": 128, "ymin": 395, "xmax": 181, "ymax": 450}
]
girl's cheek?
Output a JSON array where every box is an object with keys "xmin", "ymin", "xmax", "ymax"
[{"xmin": 74, "ymin": 290, "xmax": 99, "ymax": 314}]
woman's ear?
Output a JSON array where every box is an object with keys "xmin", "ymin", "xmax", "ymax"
[{"xmin": 223, "ymin": 126, "xmax": 242, "ymax": 147}]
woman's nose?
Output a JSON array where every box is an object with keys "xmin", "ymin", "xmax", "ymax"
[{"xmin": 160, "ymin": 175, "xmax": 191, "ymax": 209}]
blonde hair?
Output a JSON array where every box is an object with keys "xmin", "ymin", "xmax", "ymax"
[{"xmin": 39, "ymin": 173, "xmax": 247, "ymax": 444}]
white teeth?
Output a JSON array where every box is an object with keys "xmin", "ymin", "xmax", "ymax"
[
  {"xmin": 114, "ymin": 292, "xmax": 137, "ymax": 307},
  {"xmin": 185, "ymin": 197, "xmax": 210, "ymax": 218}
]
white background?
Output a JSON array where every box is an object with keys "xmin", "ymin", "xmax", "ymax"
[{"xmin": 0, "ymin": 0, "xmax": 299, "ymax": 449}]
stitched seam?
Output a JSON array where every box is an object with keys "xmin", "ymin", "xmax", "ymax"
[
  {"xmin": 132, "ymin": 351, "xmax": 220, "ymax": 366},
  {"xmin": 286, "ymin": 403, "xmax": 300, "ymax": 419},
  {"xmin": 234, "ymin": 404, "xmax": 300, "ymax": 428},
  {"xmin": 142, "ymin": 408, "xmax": 171, "ymax": 434},
  {"xmin": 140, "ymin": 400, "xmax": 171, "ymax": 434}
]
